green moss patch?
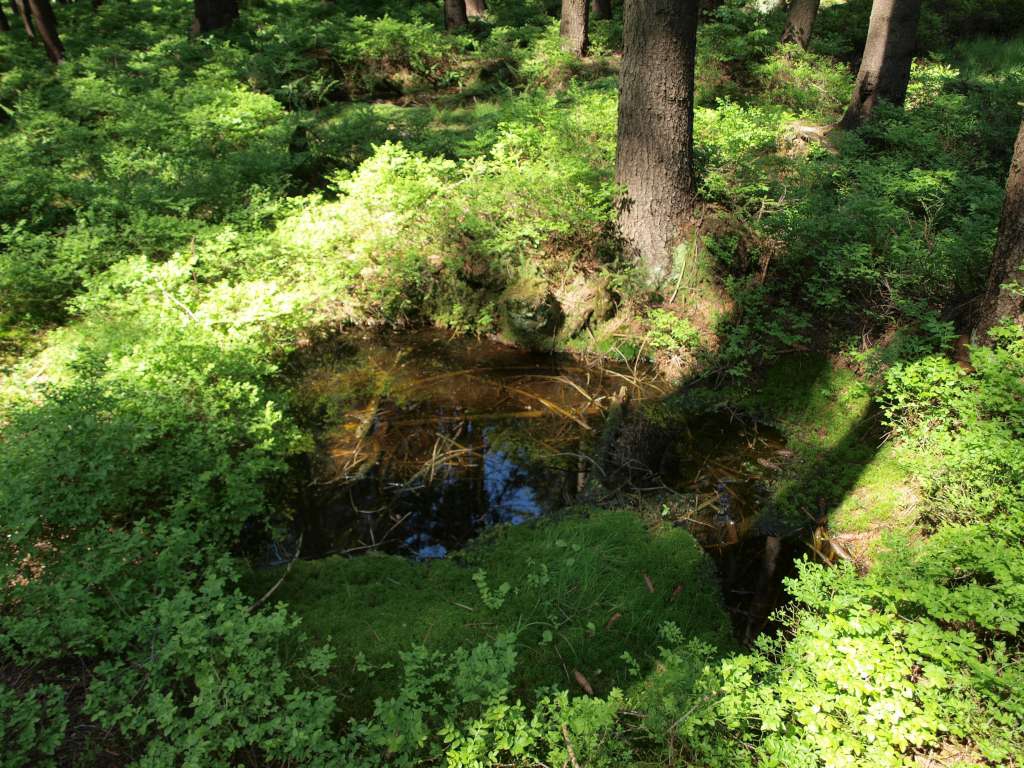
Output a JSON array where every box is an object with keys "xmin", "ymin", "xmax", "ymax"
[
  {"xmin": 244, "ymin": 509, "xmax": 732, "ymax": 718},
  {"xmin": 736, "ymin": 354, "xmax": 921, "ymax": 558}
]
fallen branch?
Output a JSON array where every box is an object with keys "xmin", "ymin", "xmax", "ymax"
[
  {"xmin": 505, "ymin": 385, "xmax": 593, "ymax": 430},
  {"xmin": 319, "ymin": 511, "xmax": 412, "ymax": 558},
  {"xmin": 249, "ymin": 532, "xmax": 302, "ymax": 613},
  {"xmin": 561, "ymin": 724, "xmax": 582, "ymax": 768}
]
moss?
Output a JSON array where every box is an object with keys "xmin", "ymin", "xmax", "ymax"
[
  {"xmin": 737, "ymin": 354, "xmax": 922, "ymax": 558},
  {"xmin": 243, "ymin": 509, "xmax": 733, "ymax": 718},
  {"xmin": 496, "ymin": 277, "xmax": 565, "ymax": 351},
  {"xmin": 828, "ymin": 442, "xmax": 920, "ymax": 564}
]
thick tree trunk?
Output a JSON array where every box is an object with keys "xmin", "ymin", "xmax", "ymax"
[
  {"xmin": 465, "ymin": 0, "xmax": 485, "ymax": 18},
  {"xmin": 444, "ymin": 0, "xmax": 467, "ymax": 30},
  {"xmin": 26, "ymin": 0, "xmax": 62, "ymax": 62},
  {"xmin": 560, "ymin": 0, "xmax": 589, "ymax": 57},
  {"xmin": 615, "ymin": 0, "xmax": 700, "ymax": 286},
  {"xmin": 591, "ymin": 0, "xmax": 611, "ymax": 21},
  {"xmin": 781, "ymin": 0, "xmax": 820, "ymax": 50},
  {"xmin": 975, "ymin": 114, "xmax": 1024, "ymax": 345},
  {"xmin": 192, "ymin": 0, "xmax": 238, "ymax": 34},
  {"xmin": 840, "ymin": 0, "xmax": 921, "ymax": 128},
  {"xmin": 12, "ymin": 0, "xmax": 33, "ymax": 37}
]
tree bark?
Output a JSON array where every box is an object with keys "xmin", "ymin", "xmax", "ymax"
[
  {"xmin": 615, "ymin": 0, "xmax": 700, "ymax": 286},
  {"xmin": 591, "ymin": 0, "xmax": 611, "ymax": 21},
  {"xmin": 560, "ymin": 0, "xmax": 589, "ymax": 57},
  {"xmin": 465, "ymin": 0, "xmax": 485, "ymax": 18},
  {"xmin": 840, "ymin": 0, "xmax": 922, "ymax": 129},
  {"xmin": 192, "ymin": 0, "xmax": 238, "ymax": 34},
  {"xmin": 12, "ymin": 0, "xmax": 33, "ymax": 37},
  {"xmin": 26, "ymin": 0, "xmax": 62, "ymax": 62},
  {"xmin": 444, "ymin": 0, "xmax": 467, "ymax": 30},
  {"xmin": 975, "ymin": 113, "xmax": 1024, "ymax": 344},
  {"xmin": 781, "ymin": 0, "xmax": 820, "ymax": 50}
]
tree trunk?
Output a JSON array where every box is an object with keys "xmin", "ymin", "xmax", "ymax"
[
  {"xmin": 781, "ymin": 0, "xmax": 820, "ymax": 50},
  {"xmin": 192, "ymin": 0, "xmax": 238, "ymax": 34},
  {"xmin": 560, "ymin": 0, "xmax": 589, "ymax": 57},
  {"xmin": 465, "ymin": 0, "xmax": 485, "ymax": 18},
  {"xmin": 26, "ymin": 0, "xmax": 62, "ymax": 62},
  {"xmin": 615, "ymin": 0, "xmax": 700, "ymax": 286},
  {"xmin": 975, "ymin": 114, "xmax": 1024, "ymax": 344},
  {"xmin": 591, "ymin": 0, "xmax": 611, "ymax": 21},
  {"xmin": 840, "ymin": 0, "xmax": 922, "ymax": 129},
  {"xmin": 444, "ymin": 0, "xmax": 467, "ymax": 30},
  {"xmin": 12, "ymin": 0, "xmax": 33, "ymax": 37}
]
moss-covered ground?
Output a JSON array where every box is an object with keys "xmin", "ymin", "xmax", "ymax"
[
  {"xmin": 743, "ymin": 354, "xmax": 921, "ymax": 563},
  {"xmin": 245, "ymin": 509, "xmax": 733, "ymax": 719}
]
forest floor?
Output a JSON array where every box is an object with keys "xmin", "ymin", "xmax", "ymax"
[{"xmin": 1, "ymin": 1, "xmax": 1023, "ymax": 766}]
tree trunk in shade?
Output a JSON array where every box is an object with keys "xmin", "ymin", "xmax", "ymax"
[
  {"xmin": 840, "ymin": 0, "xmax": 922, "ymax": 128},
  {"xmin": 975, "ymin": 114, "xmax": 1024, "ymax": 345},
  {"xmin": 560, "ymin": 0, "xmax": 589, "ymax": 56},
  {"xmin": 465, "ymin": 0, "xmax": 485, "ymax": 17},
  {"xmin": 26, "ymin": 0, "xmax": 62, "ymax": 62},
  {"xmin": 781, "ymin": 0, "xmax": 820, "ymax": 49},
  {"xmin": 192, "ymin": 0, "xmax": 238, "ymax": 34},
  {"xmin": 591, "ymin": 0, "xmax": 611, "ymax": 21},
  {"xmin": 12, "ymin": 0, "xmax": 33, "ymax": 37},
  {"xmin": 444, "ymin": 0, "xmax": 467, "ymax": 30},
  {"xmin": 614, "ymin": 0, "xmax": 700, "ymax": 286}
]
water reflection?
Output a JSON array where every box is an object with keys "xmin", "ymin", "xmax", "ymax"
[{"xmin": 291, "ymin": 331, "xmax": 787, "ymax": 564}]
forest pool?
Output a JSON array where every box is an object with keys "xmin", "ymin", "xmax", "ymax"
[{"xmin": 277, "ymin": 331, "xmax": 806, "ymax": 638}]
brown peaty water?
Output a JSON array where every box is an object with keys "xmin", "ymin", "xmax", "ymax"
[{"xmin": 285, "ymin": 330, "xmax": 802, "ymax": 640}]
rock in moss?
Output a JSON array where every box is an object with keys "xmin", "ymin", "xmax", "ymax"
[
  {"xmin": 497, "ymin": 278, "xmax": 564, "ymax": 350},
  {"xmin": 556, "ymin": 274, "xmax": 616, "ymax": 342}
]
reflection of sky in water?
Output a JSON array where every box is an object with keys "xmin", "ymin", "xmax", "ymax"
[
  {"xmin": 414, "ymin": 543, "xmax": 448, "ymax": 560},
  {"xmin": 402, "ymin": 431, "xmax": 545, "ymax": 559},
  {"xmin": 483, "ymin": 449, "xmax": 542, "ymax": 524}
]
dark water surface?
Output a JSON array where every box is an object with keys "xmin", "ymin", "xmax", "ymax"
[
  {"xmin": 286, "ymin": 331, "xmax": 802, "ymax": 638},
  {"xmin": 293, "ymin": 331, "xmax": 655, "ymax": 557}
]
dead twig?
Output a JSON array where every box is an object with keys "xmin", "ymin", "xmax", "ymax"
[
  {"xmin": 667, "ymin": 688, "xmax": 724, "ymax": 767},
  {"xmin": 319, "ymin": 510, "xmax": 412, "ymax": 558},
  {"xmin": 504, "ymin": 385, "xmax": 593, "ymax": 430},
  {"xmin": 249, "ymin": 532, "xmax": 302, "ymax": 613},
  {"xmin": 561, "ymin": 724, "xmax": 582, "ymax": 768}
]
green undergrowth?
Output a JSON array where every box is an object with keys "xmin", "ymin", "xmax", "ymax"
[
  {"xmin": 2, "ymin": 0, "xmax": 1024, "ymax": 764},
  {"xmin": 243, "ymin": 510, "xmax": 733, "ymax": 720},
  {"xmin": 2, "ymin": 1, "xmax": 1021, "ymax": 369},
  {"xmin": 748, "ymin": 356, "xmax": 892, "ymax": 530},
  {"xmin": 617, "ymin": 334, "xmax": 1024, "ymax": 766}
]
